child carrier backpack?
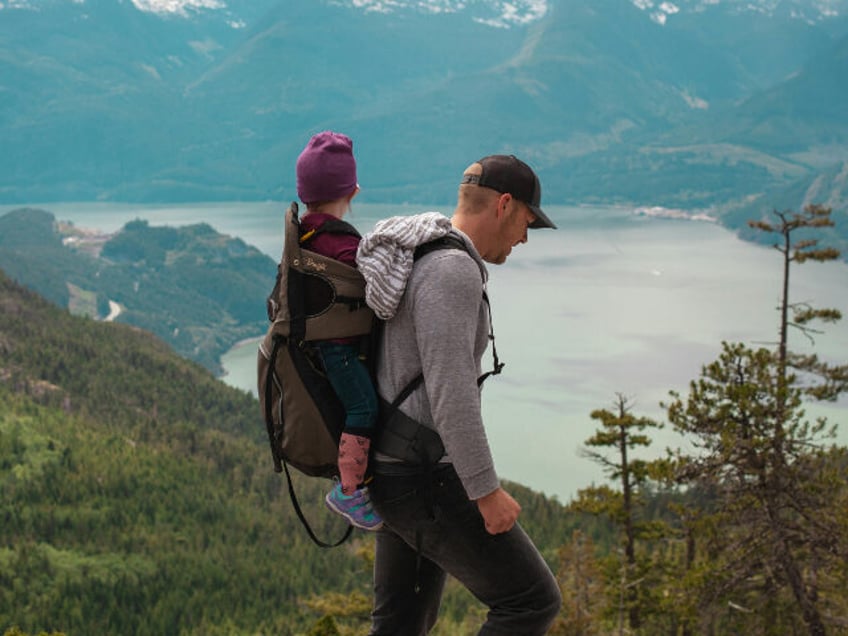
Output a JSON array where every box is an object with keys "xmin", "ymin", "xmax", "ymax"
[
  {"xmin": 258, "ymin": 204, "xmax": 504, "ymax": 547},
  {"xmin": 258, "ymin": 201, "xmax": 374, "ymax": 547}
]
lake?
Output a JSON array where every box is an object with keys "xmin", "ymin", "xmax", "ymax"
[{"xmin": 9, "ymin": 200, "xmax": 848, "ymax": 502}]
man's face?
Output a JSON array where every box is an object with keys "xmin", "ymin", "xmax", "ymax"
[{"xmin": 489, "ymin": 198, "xmax": 536, "ymax": 264}]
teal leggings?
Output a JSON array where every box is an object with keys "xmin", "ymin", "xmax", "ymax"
[{"xmin": 316, "ymin": 342, "xmax": 378, "ymax": 437}]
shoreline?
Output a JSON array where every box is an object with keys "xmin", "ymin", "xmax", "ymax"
[
  {"xmin": 218, "ymin": 335, "xmax": 264, "ymax": 387},
  {"xmin": 228, "ymin": 334, "xmax": 264, "ymax": 349}
]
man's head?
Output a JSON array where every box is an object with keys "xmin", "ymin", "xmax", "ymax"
[
  {"xmin": 453, "ymin": 154, "xmax": 555, "ymax": 264},
  {"xmin": 462, "ymin": 155, "xmax": 556, "ymax": 230}
]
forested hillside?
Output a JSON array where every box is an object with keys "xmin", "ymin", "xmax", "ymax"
[
  {"xmin": 0, "ymin": 207, "xmax": 273, "ymax": 374},
  {"xmin": 0, "ymin": 269, "xmax": 584, "ymax": 635}
]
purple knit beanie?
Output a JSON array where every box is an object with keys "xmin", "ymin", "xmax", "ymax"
[{"xmin": 295, "ymin": 131, "xmax": 358, "ymax": 204}]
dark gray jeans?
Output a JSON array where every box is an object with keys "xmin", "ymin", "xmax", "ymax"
[{"xmin": 367, "ymin": 464, "xmax": 562, "ymax": 635}]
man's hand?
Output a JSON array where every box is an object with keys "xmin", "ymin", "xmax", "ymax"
[{"xmin": 475, "ymin": 487, "xmax": 521, "ymax": 535}]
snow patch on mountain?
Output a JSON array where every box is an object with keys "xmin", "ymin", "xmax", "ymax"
[
  {"xmin": 345, "ymin": 0, "xmax": 547, "ymax": 27},
  {"xmin": 2, "ymin": 0, "xmax": 549, "ymax": 27},
  {"xmin": 131, "ymin": 0, "xmax": 224, "ymax": 16},
  {"xmin": 630, "ymin": 0, "xmax": 845, "ymax": 24},
  {"xmin": 680, "ymin": 89, "xmax": 709, "ymax": 109},
  {"xmin": 0, "ymin": 0, "xmax": 35, "ymax": 9},
  {"xmin": 475, "ymin": 1, "xmax": 548, "ymax": 27}
]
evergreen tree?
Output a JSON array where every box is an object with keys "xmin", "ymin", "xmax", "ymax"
[
  {"xmin": 550, "ymin": 530, "xmax": 606, "ymax": 635},
  {"xmin": 570, "ymin": 394, "xmax": 667, "ymax": 632},
  {"xmin": 664, "ymin": 204, "xmax": 848, "ymax": 635},
  {"xmin": 299, "ymin": 542, "xmax": 374, "ymax": 636},
  {"xmin": 747, "ymin": 204, "xmax": 847, "ymax": 402}
]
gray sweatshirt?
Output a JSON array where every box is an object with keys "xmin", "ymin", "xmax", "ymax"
[{"xmin": 357, "ymin": 213, "xmax": 499, "ymax": 500}]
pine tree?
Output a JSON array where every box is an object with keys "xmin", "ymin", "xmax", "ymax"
[
  {"xmin": 747, "ymin": 204, "xmax": 847, "ymax": 402},
  {"xmin": 571, "ymin": 394, "xmax": 666, "ymax": 632},
  {"xmin": 551, "ymin": 531, "xmax": 605, "ymax": 635},
  {"xmin": 664, "ymin": 204, "xmax": 848, "ymax": 635}
]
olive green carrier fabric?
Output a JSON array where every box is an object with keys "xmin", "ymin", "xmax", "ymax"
[
  {"xmin": 257, "ymin": 202, "xmax": 373, "ymax": 548},
  {"xmin": 258, "ymin": 202, "xmax": 373, "ymax": 479}
]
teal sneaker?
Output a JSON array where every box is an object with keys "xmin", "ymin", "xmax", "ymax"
[{"xmin": 325, "ymin": 483, "xmax": 384, "ymax": 531}]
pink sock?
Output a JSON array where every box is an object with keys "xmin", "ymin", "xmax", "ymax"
[{"xmin": 338, "ymin": 433, "xmax": 371, "ymax": 495}]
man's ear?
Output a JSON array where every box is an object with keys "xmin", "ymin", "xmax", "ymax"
[{"xmin": 496, "ymin": 192, "xmax": 511, "ymax": 220}]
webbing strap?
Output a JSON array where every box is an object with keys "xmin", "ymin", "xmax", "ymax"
[
  {"xmin": 300, "ymin": 218, "xmax": 361, "ymax": 245},
  {"xmin": 264, "ymin": 334, "xmax": 353, "ymax": 548},
  {"xmin": 477, "ymin": 291, "xmax": 504, "ymax": 386},
  {"xmin": 264, "ymin": 335, "xmax": 284, "ymax": 473},
  {"xmin": 282, "ymin": 461, "xmax": 353, "ymax": 549},
  {"xmin": 335, "ymin": 295, "xmax": 369, "ymax": 311}
]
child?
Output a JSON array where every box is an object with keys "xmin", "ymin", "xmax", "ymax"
[{"xmin": 295, "ymin": 131, "xmax": 382, "ymax": 531}]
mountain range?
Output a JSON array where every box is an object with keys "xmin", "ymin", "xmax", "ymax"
[{"xmin": 2, "ymin": 0, "xmax": 847, "ymax": 229}]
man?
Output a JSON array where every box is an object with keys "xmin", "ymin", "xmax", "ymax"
[{"xmin": 356, "ymin": 155, "xmax": 562, "ymax": 635}]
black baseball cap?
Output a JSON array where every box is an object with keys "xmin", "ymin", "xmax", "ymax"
[{"xmin": 460, "ymin": 154, "xmax": 556, "ymax": 229}]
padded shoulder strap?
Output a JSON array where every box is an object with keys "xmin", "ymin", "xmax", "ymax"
[
  {"xmin": 385, "ymin": 233, "xmax": 503, "ymax": 415},
  {"xmin": 413, "ymin": 233, "xmax": 503, "ymax": 382},
  {"xmin": 413, "ymin": 234, "xmax": 468, "ymax": 260}
]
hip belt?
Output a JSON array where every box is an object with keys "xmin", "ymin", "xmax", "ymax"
[{"xmin": 374, "ymin": 397, "xmax": 445, "ymax": 466}]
